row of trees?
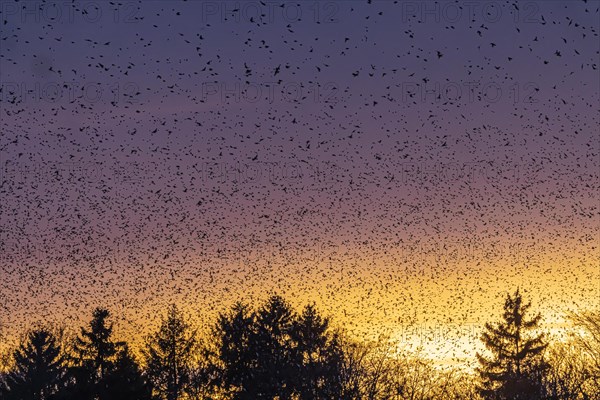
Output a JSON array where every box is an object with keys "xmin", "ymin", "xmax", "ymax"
[{"xmin": 1, "ymin": 290, "xmax": 599, "ymax": 399}]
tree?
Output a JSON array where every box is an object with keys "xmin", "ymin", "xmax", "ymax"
[
  {"xmin": 251, "ymin": 295, "xmax": 297, "ymax": 399},
  {"xmin": 186, "ymin": 341, "xmax": 221, "ymax": 400},
  {"xmin": 335, "ymin": 335, "xmax": 397, "ymax": 400},
  {"xmin": 212, "ymin": 296, "xmax": 345, "ymax": 399},
  {"xmin": 290, "ymin": 304, "xmax": 344, "ymax": 399},
  {"xmin": 102, "ymin": 345, "xmax": 152, "ymax": 400},
  {"xmin": 143, "ymin": 304, "xmax": 197, "ymax": 400},
  {"xmin": 571, "ymin": 311, "xmax": 600, "ymax": 381},
  {"xmin": 544, "ymin": 341, "xmax": 591, "ymax": 400},
  {"xmin": 72, "ymin": 308, "xmax": 123, "ymax": 378},
  {"xmin": 0, "ymin": 328, "xmax": 65, "ymax": 400},
  {"xmin": 391, "ymin": 351, "xmax": 479, "ymax": 400},
  {"xmin": 212, "ymin": 301, "xmax": 256, "ymax": 399},
  {"xmin": 566, "ymin": 310, "xmax": 600, "ymax": 399},
  {"xmin": 66, "ymin": 307, "xmax": 124, "ymax": 400},
  {"xmin": 336, "ymin": 336, "xmax": 369, "ymax": 399},
  {"xmin": 476, "ymin": 288, "xmax": 548, "ymax": 400}
]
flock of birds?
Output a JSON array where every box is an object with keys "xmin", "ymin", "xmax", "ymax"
[{"xmin": 0, "ymin": 0, "xmax": 598, "ymax": 365}]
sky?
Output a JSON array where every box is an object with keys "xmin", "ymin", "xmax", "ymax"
[{"xmin": 0, "ymin": 0, "xmax": 599, "ymax": 367}]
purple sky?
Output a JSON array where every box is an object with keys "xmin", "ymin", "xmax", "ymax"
[{"xmin": 0, "ymin": 0, "xmax": 598, "ymax": 363}]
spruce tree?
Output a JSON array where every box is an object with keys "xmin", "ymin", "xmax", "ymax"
[
  {"xmin": 252, "ymin": 295, "xmax": 296, "ymax": 399},
  {"xmin": 290, "ymin": 304, "xmax": 344, "ymax": 399},
  {"xmin": 72, "ymin": 308, "xmax": 123, "ymax": 378},
  {"xmin": 66, "ymin": 307, "xmax": 124, "ymax": 400},
  {"xmin": 143, "ymin": 304, "xmax": 197, "ymax": 400},
  {"xmin": 213, "ymin": 297, "xmax": 344, "ymax": 399},
  {"xmin": 213, "ymin": 301, "xmax": 256, "ymax": 399},
  {"xmin": 102, "ymin": 345, "xmax": 152, "ymax": 400},
  {"xmin": 476, "ymin": 289, "xmax": 548, "ymax": 400},
  {"xmin": 1, "ymin": 328, "xmax": 65, "ymax": 400}
]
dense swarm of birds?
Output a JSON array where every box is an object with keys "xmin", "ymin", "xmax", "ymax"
[{"xmin": 0, "ymin": 0, "xmax": 598, "ymax": 365}]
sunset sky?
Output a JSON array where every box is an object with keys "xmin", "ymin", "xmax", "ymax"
[{"xmin": 0, "ymin": 0, "xmax": 598, "ymax": 368}]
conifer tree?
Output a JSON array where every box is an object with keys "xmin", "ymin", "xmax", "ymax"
[
  {"xmin": 102, "ymin": 345, "xmax": 152, "ymax": 400},
  {"xmin": 252, "ymin": 295, "xmax": 296, "ymax": 399},
  {"xmin": 290, "ymin": 304, "xmax": 344, "ymax": 399},
  {"xmin": 212, "ymin": 297, "xmax": 345, "ymax": 399},
  {"xmin": 212, "ymin": 301, "xmax": 256, "ymax": 399},
  {"xmin": 1, "ymin": 328, "xmax": 65, "ymax": 400},
  {"xmin": 72, "ymin": 308, "xmax": 123, "ymax": 379},
  {"xmin": 143, "ymin": 304, "xmax": 197, "ymax": 400},
  {"xmin": 66, "ymin": 307, "xmax": 124, "ymax": 400},
  {"xmin": 476, "ymin": 289, "xmax": 548, "ymax": 400}
]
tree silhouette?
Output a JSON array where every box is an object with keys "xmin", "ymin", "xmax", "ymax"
[
  {"xmin": 0, "ymin": 328, "xmax": 65, "ymax": 400},
  {"xmin": 544, "ymin": 342, "xmax": 592, "ymax": 400},
  {"xmin": 143, "ymin": 304, "xmax": 197, "ymax": 400},
  {"xmin": 186, "ymin": 342, "xmax": 220, "ymax": 400},
  {"xmin": 476, "ymin": 288, "xmax": 548, "ymax": 400},
  {"xmin": 212, "ymin": 301, "xmax": 256, "ymax": 399},
  {"xmin": 66, "ymin": 307, "xmax": 124, "ymax": 400},
  {"xmin": 568, "ymin": 310, "xmax": 600, "ymax": 398},
  {"xmin": 252, "ymin": 295, "xmax": 297, "ymax": 399},
  {"xmin": 102, "ymin": 345, "xmax": 152, "ymax": 400},
  {"xmin": 212, "ymin": 297, "xmax": 346, "ymax": 399},
  {"xmin": 571, "ymin": 311, "xmax": 600, "ymax": 378},
  {"xmin": 290, "ymin": 304, "xmax": 344, "ymax": 399},
  {"xmin": 5, "ymin": 292, "xmax": 597, "ymax": 399}
]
